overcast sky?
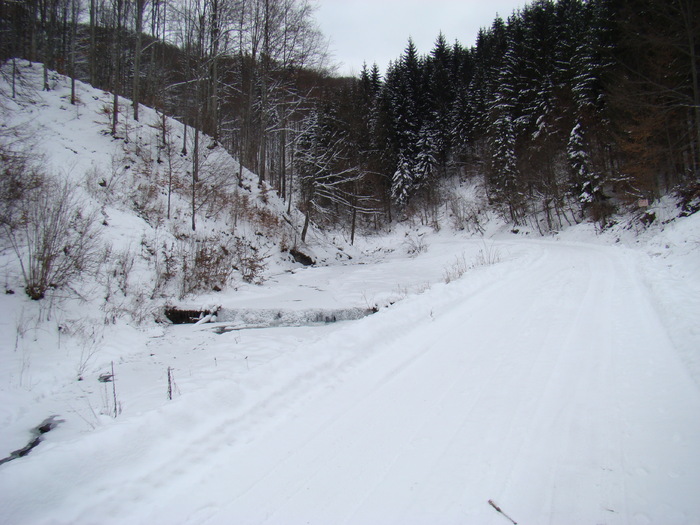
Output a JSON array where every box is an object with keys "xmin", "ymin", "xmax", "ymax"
[{"xmin": 315, "ymin": 0, "xmax": 528, "ymax": 77}]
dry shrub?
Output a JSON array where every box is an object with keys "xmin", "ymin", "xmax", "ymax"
[
  {"xmin": 473, "ymin": 242, "xmax": 501, "ymax": 267},
  {"xmin": 403, "ymin": 234, "xmax": 428, "ymax": 256},
  {"xmin": 131, "ymin": 180, "xmax": 164, "ymax": 226},
  {"xmin": 232, "ymin": 237, "xmax": 267, "ymax": 284},
  {"xmin": 178, "ymin": 238, "xmax": 235, "ymax": 298},
  {"xmin": 449, "ymin": 195, "xmax": 484, "ymax": 234},
  {"xmin": 3, "ymin": 178, "xmax": 102, "ymax": 300},
  {"xmin": 252, "ymin": 206, "xmax": 281, "ymax": 236},
  {"xmin": 586, "ymin": 199, "xmax": 616, "ymax": 226},
  {"xmin": 443, "ymin": 254, "xmax": 469, "ymax": 283},
  {"xmin": 101, "ymin": 245, "xmax": 136, "ymax": 299},
  {"xmin": 228, "ymin": 191, "xmax": 283, "ymax": 238},
  {"xmin": 0, "ymin": 143, "xmax": 44, "ymax": 228},
  {"xmin": 678, "ymin": 182, "xmax": 700, "ymax": 216},
  {"xmin": 151, "ymin": 240, "xmax": 178, "ymax": 298}
]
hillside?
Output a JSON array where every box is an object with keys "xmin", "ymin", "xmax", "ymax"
[{"xmin": 1, "ymin": 61, "xmax": 341, "ymax": 303}]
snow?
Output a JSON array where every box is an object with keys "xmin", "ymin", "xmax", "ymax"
[
  {"xmin": 2, "ymin": 63, "xmax": 700, "ymax": 524},
  {"xmin": 3, "ymin": 233, "xmax": 700, "ymax": 524}
]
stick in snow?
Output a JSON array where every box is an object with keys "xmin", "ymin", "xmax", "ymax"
[
  {"xmin": 111, "ymin": 361, "xmax": 118, "ymax": 418},
  {"xmin": 488, "ymin": 499, "xmax": 518, "ymax": 524}
]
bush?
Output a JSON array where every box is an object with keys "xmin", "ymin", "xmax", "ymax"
[
  {"xmin": 233, "ymin": 237, "xmax": 267, "ymax": 284},
  {"xmin": 443, "ymin": 254, "xmax": 469, "ymax": 283},
  {"xmin": 2, "ymin": 178, "xmax": 102, "ymax": 300},
  {"xmin": 403, "ymin": 234, "xmax": 428, "ymax": 256},
  {"xmin": 0, "ymin": 143, "xmax": 43, "ymax": 228},
  {"xmin": 473, "ymin": 241, "xmax": 501, "ymax": 267},
  {"xmin": 449, "ymin": 195, "xmax": 485, "ymax": 234},
  {"xmin": 178, "ymin": 237, "xmax": 236, "ymax": 298},
  {"xmin": 443, "ymin": 243, "xmax": 501, "ymax": 284}
]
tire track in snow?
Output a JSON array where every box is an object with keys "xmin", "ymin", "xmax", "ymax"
[
  {"xmin": 202, "ymin": 243, "xmax": 590, "ymax": 524},
  {"xmin": 221, "ymin": 241, "xmax": 700, "ymax": 525},
  {"xmin": 492, "ymin": 246, "xmax": 624, "ymax": 523},
  {"xmin": 346, "ymin": 255, "xmax": 569, "ymax": 524},
  {"xmin": 200, "ymin": 268, "xmax": 539, "ymax": 524},
  {"xmin": 489, "ymin": 243, "xmax": 700, "ymax": 524}
]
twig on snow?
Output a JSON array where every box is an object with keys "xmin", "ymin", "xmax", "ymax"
[{"xmin": 488, "ymin": 499, "xmax": 518, "ymax": 524}]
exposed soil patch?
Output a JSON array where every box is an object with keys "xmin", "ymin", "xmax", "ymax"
[{"xmin": 290, "ymin": 248, "xmax": 315, "ymax": 266}]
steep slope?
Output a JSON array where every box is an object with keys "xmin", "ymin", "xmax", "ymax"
[{"xmin": 1, "ymin": 60, "xmax": 314, "ymax": 304}]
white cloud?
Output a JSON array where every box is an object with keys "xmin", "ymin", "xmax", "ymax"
[{"xmin": 315, "ymin": 0, "xmax": 526, "ymax": 77}]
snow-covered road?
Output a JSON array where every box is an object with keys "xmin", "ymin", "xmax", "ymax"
[{"xmin": 2, "ymin": 240, "xmax": 699, "ymax": 524}]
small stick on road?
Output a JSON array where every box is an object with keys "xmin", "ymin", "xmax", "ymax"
[{"xmin": 488, "ymin": 499, "xmax": 518, "ymax": 524}]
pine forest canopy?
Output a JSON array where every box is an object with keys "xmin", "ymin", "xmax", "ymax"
[{"xmin": 1, "ymin": 0, "xmax": 699, "ymax": 237}]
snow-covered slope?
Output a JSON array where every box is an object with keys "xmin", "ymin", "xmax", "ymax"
[
  {"xmin": 1, "ymin": 61, "xmax": 323, "ymax": 303},
  {"xmin": 1, "ymin": 61, "xmax": 700, "ymax": 525}
]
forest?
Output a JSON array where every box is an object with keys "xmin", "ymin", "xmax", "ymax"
[{"xmin": 1, "ymin": 0, "xmax": 699, "ymax": 238}]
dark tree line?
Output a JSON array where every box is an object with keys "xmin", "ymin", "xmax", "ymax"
[{"xmin": 294, "ymin": 0, "xmax": 700, "ymax": 232}]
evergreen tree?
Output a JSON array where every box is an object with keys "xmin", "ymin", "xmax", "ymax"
[
  {"xmin": 415, "ymin": 124, "xmax": 438, "ymax": 183},
  {"xmin": 386, "ymin": 38, "xmax": 425, "ymax": 206},
  {"xmin": 568, "ymin": 121, "xmax": 599, "ymax": 203},
  {"xmin": 424, "ymin": 32, "xmax": 455, "ymax": 177},
  {"xmin": 449, "ymin": 44, "xmax": 472, "ymax": 162},
  {"xmin": 487, "ymin": 26, "xmax": 524, "ymax": 223},
  {"xmin": 391, "ymin": 152, "xmax": 417, "ymax": 207}
]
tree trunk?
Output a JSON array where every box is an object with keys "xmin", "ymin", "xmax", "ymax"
[
  {"xmin": 29, "ymin": 0, "xmax": 38, "ymax": 62},
  {"xmin": 209, "ymin": 0, "xmax": 219, "ymax": 140},
  {"xmin": 280, "ymin": 123, "xmax": 287, "ymax": 198},
  {"xmin": 111, "ymin": 0, "xmax": 123, "ymax": 136},
  {"xmin": 686, "ymin": 12, "xmax": 700, "ymax": 178},
  {"xmin": 89, "ymin": 0, "xmax": 96, "ymax": 85},
  {"xmin": 166, "ymin": 116, "xmax": 173, "ymax": 220},
  {"xmin": 69, "ymin": 0, "xmax": 77, "ymax": 104},
  {"xmin": 133, "ymin": 0, "xmax": 145, "ymax": 121},
  {"xmin": 301, "ymin": 208, "xmax": 310, "ymax": 243},
  {"xmin": 43, "ymin": 0, "xmax": 53, "ymax": 91},
  {"xmin": 192, "ymin": 126, "xmax": 199, "ymax": 231},
  {"xmin": 12, "ymin": 58, "xmax": 16, "ymax": 98},
  {"xmin": 350, "ymin": 197, "xmax": 357, "ymax": 245}
]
